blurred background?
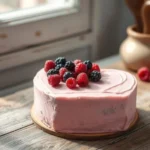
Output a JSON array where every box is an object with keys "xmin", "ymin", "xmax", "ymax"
[
  {"xmin": 0, "ymin": 0, "xmax": 134, "ymax": 89},
  {"xmin": 0, "ymin": 0, "xmax": 66, "ymax": 13}
]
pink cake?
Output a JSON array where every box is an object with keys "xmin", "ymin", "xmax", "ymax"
[{"xmin": 33, "ymin": 68, "xmax": 137, "ymax": 134}]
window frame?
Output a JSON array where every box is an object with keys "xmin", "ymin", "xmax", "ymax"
[{"xmin": 0, "ymin": 0, "xmax": 90, "ymax": 54}]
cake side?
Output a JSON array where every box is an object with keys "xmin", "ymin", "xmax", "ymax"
[{"xmin": 33, "ymin": 69, "xmax": 137, "ymax": 134}]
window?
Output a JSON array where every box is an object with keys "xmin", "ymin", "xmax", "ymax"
[
  {"xmin": 0, "ymin": 0, "xmax": 78, "ymax": 24},
  {"xmin": 0, "ymin": 0, "xmax": 90, "ymax": 54}
]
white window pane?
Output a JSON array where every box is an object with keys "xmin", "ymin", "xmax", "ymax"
[
  {"xmin": 0, "ymin": 0, "xmax": 76, "ymax": 13},
  {"xmin": 0, "ymin": 0, "xmax": 78, "ymax": 24},
  {"xmin": 0, "ymin": 0, "xmax": 90, "ymax": 54}
]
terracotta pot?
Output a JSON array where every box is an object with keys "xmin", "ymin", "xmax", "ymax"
[{"xmin": 120, "ymin": 25, "xmax": 150, "ymax": 71}]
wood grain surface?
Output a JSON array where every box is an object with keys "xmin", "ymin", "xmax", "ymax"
[
  {"xmin": 0, "ymin": 61, "xmax": 150, "ymax": 150},
  {"xmin": 0, "ymin": 88, "xmax": 33, "ymax": 136}
]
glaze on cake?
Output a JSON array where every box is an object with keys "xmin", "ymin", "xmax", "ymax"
[{"xmin": 33, "ymin": 68, "xmax": 137, "ymax": 134}]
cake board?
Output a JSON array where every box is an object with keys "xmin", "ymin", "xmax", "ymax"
[{"xmin": 31, "ymin": 105, "xmax": 139, "ymax": 140}]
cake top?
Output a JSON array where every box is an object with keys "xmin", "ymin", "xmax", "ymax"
[
  {"xmin": 34, "ymin": 68, "xmax": 137, "ymax": 97},
  {"xmin": 33, "ymin": 57, "xmax": 137, "ymax": 97}
]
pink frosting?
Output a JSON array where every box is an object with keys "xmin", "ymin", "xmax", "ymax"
[{"xmin": 33, "ymin": 69, "xmax": 137, "ymax": 133}]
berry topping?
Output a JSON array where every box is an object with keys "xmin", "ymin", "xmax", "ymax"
[
  {"xmin": 44, "ymin": 57, "xmax": 103, "ymax": 89},
  {"xmin": 83, "ymin": 60, "xmax": 92, "ymax": 70},
  {"xmin": 63, "ymin": 72, "xmax": 74, "ymax": 82},
  {"xmin": 66, "ymin": 77, "xmax": 76, "ymax": 89},
  {"xmin": 75, "ymin": 62, "xmax": 87, "ymax": 74},
  {"xmin": 92, "ymin": 63, "xmax": 100, "ymax": 72},
  {"xmin": 89, "ymin": 71, "xmax": 101, "ymax": 82},
  {"xmin": 55, "ymin": 64, "xmax": 64, "ymax": 71},
  {"xmin": 76, "ymin": 73, "xmax": 89, "ymax": 87},
  {"xmin": 55, "ymin": 57, "xmax": 66, "ymax": 65},
  {"xmin": 72, "ymin": 72, "xmax": 78, "ymax": 78},
  {"xmin": 59, "ymin": 67, "xmax": 68, "ymax": 79},
  {"xmin": 87, "ymin": 69, "xmax": 92, "ymax": 75},
  {"xmin": 44, "ymin": 60, "xmax": 55, "ymax": 72},
  {"xmin": 138, "ymin": 67, "xmax": 150, "ymax": 82},
  {"xmin": 47, "ymin": 69, "xmax": 59, "ymax": 76},
  {"xmin": 65, "ymin": 61, "xmax": 75, "ymax": 71},
  {"xmin": 48, "ymin": 74, "xmax": 61, "ymax": 87},
  {"xmin": 74, "ymin": 59, "xmax": 82, "ymax": 65}
]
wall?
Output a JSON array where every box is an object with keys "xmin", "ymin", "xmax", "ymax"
[{"xmin": 97, "ymin": 0, "xmax": 134, "ymax": 59}]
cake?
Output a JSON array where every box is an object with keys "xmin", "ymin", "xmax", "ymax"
[{"xmin": 33, "ymin": 58, "xmax": 137, "ymax": 135}]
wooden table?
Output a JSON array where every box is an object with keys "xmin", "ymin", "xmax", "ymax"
[{"xmin": 0, "ymin": 55, "xmax": 150, "ymax": 150}]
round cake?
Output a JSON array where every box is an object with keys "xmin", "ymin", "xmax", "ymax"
[{"xmin": 33, "ymin": 59, "xmax": 137, "ymax": 135}]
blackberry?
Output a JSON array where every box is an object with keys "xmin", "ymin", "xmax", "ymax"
[
  {"xmin": 55, "ymin": 64, "xmax": 64, "ymax": 71},
  {"xmin": 89, "ymin": 71, "xmax": 101, "ymax": 82},
  {"xmin": 65, "ymin": 61, "xmax": 75, "ymax": 71},
  {"xmin": 63, "ymin": 72, "xmax": 74, "ymax": 82},
  {"xmin": 55, "ymin": 57, "xmax": 66, "ymax": 65},
  {"xmin": 47, "ymin": 69, "xmax": 59, "ymax": 76},
  {"xmin": 83, "ymin": 60, "xmax": 92, "ymax": 70}
]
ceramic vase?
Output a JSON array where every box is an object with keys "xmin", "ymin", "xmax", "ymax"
[{"xmin": 120, "ymin": 25, "xmax": 150, "ymax": 71}]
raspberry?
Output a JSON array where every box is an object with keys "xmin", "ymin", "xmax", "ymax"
[
  {"xmin": 44, "ymin": 60, "xmax": 55, "ymax": 72},
  {"xmin": 59, "ymin": 67, "xmax": 68, "ymax": 80},
  {"xmin": 75, "ymin": 62, "xmax": 87, "ymax": 74},
  {"xmin": 48, "ymin": 74, "xmax": 61, "ymax": 87},
  {"xmin": 66, "ymin": 77, "xmax": 76, "ymax": 89},
  {"xmin": 74, "ymin": 59, "xmax": 82, "ymax": 65},
  {"xmin": 89, "ymin": 71, "xmax": 101, "ymax": 82},
  {"xmin": 63, "ymin": 72, "xmax": 74, "ymax": 82},
  {"xmin": 55, "ymin": 57, "xmax": 66, "ymax": 65},
  {"xmin": 138, "ymin": 67, "xmax": 150, "ymax": 82},
  {"xmin": 92, "ymin": 63, "xmax": 100, "ymax": 72},
  {"xmin": 83, "ymin": 60, "xmax": 92, "ymax": 70},
  {"xmin": 76, "ymin": 73, "xmax": 89, "ymax": 87},
  {"xmin": 47, "ymin": 69, "xmax": 59, "ymax": 76},
  {"xmin": 65, "ymin": 61, "xmax": 75, "ymax": 71}
]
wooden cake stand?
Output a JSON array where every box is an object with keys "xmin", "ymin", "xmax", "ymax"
[{"xmin": 31, "ymin": 105, "xmax": 139, "ymax": 140}]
